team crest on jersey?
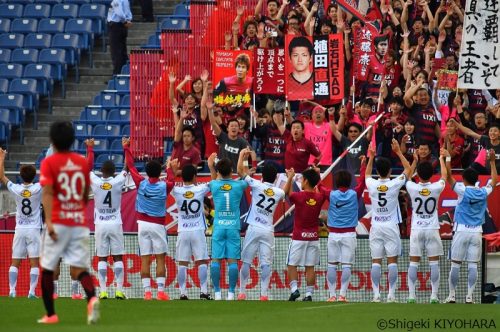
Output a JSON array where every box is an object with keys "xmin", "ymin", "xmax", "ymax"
[
  {"xmin": 264, "ymin": 188, "xmax": 275, "ymax": 197},
  {"xmin": 419, "ymin": 188, "xmax": 431, "ymax": 196},
  {"xmin": 220, "ymin": 184, "xmax": 232, "ymax": 191},
  {"xmin": 305, "ymin": 198, "xmax": 317, "ymax": 206},
  {"xmin": 100, "ymin": 183, "xmax": 112, "ymax": 190},
  {"xmin": 21, "ymin": 190, "xmax": 32, "ymax": 198},
  {"xmin": 183, "ymin": 191, "xmax": 194, "ymax": 199},
  {"xmin": 377, "ymin": 185, "xmax": 388, "ymax": 192}
]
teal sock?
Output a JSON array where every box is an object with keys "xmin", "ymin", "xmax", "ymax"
[
  {"xmin": 211, "ymin": 262, "xmax": 221, "ymax": 292},
  {"xmin": 228, "ymin": 263, "xmax": 238, "ymax": 293}
]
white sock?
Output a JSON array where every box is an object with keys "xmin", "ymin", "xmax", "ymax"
[
  {"xmin": 388, "ymin": 263, "xmax": 398, "ymax": 297},
  {"xmin": 142, "ymin": 277, "xmax": 151, "ymax": 292},
  {"xmin": 467, "ymin": 263, "xmax": 477, "ymax": 298},
  {"xmin": 448, "ymin": 262, "xmax": 460, "ymax": 296},
  {"xmin": 178, "ymin": 266, "xmax": 187, "ymax": 296},
  {"xmin": 371, "ymin": 263, "xmax": 381, "ymax": 297},
  {"xmin": 114, "ymin": 261, "xmax": 124, "ymax": 292},
  {"xmin": 260, "ymin": 264, "xmax": 271, "ymax": 297},
  {"xmin": 290, "ymin": 280, "xmax": 298, "ymax": 293},
  {"xmin": 71, "ymin": 279, "xmax": 79, "ymax": 295},
  {"xmin": 239, "ymin": 263, "xmax": 250, "ymax": 294},
  {"xmin": 198, "ymin": 264, "xmax": 208, "ymax": 294},
  {"xmin": 29, "ymin": 267, "xmax": 39, "ymax": 295},
  {"xmin": 8, "ymin": 266, "xmax": 18, "ymax": 293},
  {"xmin": 407, "ymin": 262, "xmax": 419, "ymax": 299},
  {"xmin": 327, "ymin": 264, "xmax": 337, "ymax": 297},
  {"xmin": 429, "ymin": 261, "xmax": 440, "ymax": 298},
  {"xmin": 340, "ymin": 265, "xmax": 351, "ymax": 297},
  {"xmin": 305, "ymin": 285, "xmax": 314, "ymax": 297},
  {"xmin": 157, "ymin": 277, "xmax": 166, "ymax": 292},
  {"xmin": 98, "ymin": 261, "xmax": 107, "ymax": 292}
]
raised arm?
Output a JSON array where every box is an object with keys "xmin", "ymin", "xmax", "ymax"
[
  {"xmin": 206, "ymin": 99, "xmax": 222, "ymax": 137},
  {"xmin": 276, "ymin": 0, "xmax": 289, "ymax": 21},
  {"xmin": 283, "ymin": 167, "xmax": 295, "ymax": 197},
  {"xmin": 0, "ymin": 148, "xmax": 9, "ymax": 185},
  {"xmin": 84, "ymin": 138, "xmax": 95, "ymax": 171},
  {"xmin": 439, "ymin": 150, "xmax": 447, "ymax": 181},
  {"xmin": 392, "ymin": 138, "xmax": 412, "ymax": 179},
  {"xmin": 450, "ymin": 118, "xmax": 481, "ymax": 140},
  {"xmin": 404, "ymin": 80, "xmax": 420, "ymax": 108},
  {"xmin": 174, "ymin": 109, "xmax": 186, "ymax": 143},
  {"xmin": 237, "ymin": 147, "xmax": 251, "ymax": 178},
  {"xmin": 168, "ymin": 72, "xmax": 178, "ymax": 106},
  {"xmin": 355, "ymin": 156, "xmax": 367, "ymax": 198},
  {"xmin": 440, "ymin": 147, "xmax": 456, "ymax": 187},
  {"xmin": 365, "ymin": 144, "xmax": 375, "ymax": 179},
  {"xmin": 489, "ymin": 149, "xmax": 498, "ymax": 187},
  {"xmin": 254, "ymin": 0, "xmax": 264, "ymax": 20},
  {"xmin": 176, "ymin": 74, "xmax": 191, "ymax": 99},
  {"xmin": 207, "ymin": 152, "xmax": 218, "ymax": 180},
  {"xmin": 328, "ymin": 107, "xmax": 343, "ymax": 142},
  {"xmin": 200, "ymin": 70, "xmax": 210, "ymax": 121},
  {"xmin": 122, "ymin": 137, "xmax": 143, "ymax": 186}
]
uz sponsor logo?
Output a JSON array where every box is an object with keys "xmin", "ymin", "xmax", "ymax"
[
  {"xmin": 301, "ymin": 232, "xmax": 317, "ymax": 238},
  {"xmin": 218, "ymin": 220, "xmax": 235, "ymax": 226},
  {"xmin": 182, "ymin": 222, "xmax": 200, "ymax": 228}
]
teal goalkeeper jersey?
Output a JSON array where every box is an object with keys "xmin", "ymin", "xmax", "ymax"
[{"xmin": 209, "ymin": 178, "xmax": 248, "ymax": 230}]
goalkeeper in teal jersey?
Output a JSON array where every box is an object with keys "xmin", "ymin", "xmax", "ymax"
[{"xmin": 207, "ymin": 153, "xmax": 249, "ymax": 300}]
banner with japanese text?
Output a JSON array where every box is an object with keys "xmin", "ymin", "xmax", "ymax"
[
  {"xmin": 458, "ymin": 0, "xmax": 500, "ymax": 89},
  {"xmin": 312, "ymin": 34, "xmax": 345, "ymax": 101},
  {"xmin": 212, "ymin": 49, "xmax": 254, "ymax": 108},
  {"xmin": 353, "ymin": 25, "xmax": 376, "ymax": 82},
  {"xmin": 436, "ymin": 70, "xmax": 458, "ymax": 90},
  {"xmin": 253, "ymin": 48, "xmax": 285, "ymax": 95}
]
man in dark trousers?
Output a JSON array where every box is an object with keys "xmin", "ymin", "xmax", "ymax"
[
  {"xmin": 138, "ymin": 0, "xmax": 154, "ymax": 22},
  {"xmin": 107, "ymin": 0, "xmax": 132, "ymax": 75}
]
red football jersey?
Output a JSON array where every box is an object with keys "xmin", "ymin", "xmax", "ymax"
[
  {"xmin": 289, "ymin": 190, "xmax": 328, "ymax": 241},
  {"xmin": 40, "ymin": 152, "xmax": 91, "ymax": 227}
]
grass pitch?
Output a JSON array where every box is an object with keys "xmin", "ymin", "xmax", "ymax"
[{"xmin": 1, "ymin": 297, "xmax": 499, "ymax": 332}]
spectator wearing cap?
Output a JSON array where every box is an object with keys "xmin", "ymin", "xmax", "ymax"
[{"xmin": 284, "ymin": 120, "xmax": 321, "ymax": 173}]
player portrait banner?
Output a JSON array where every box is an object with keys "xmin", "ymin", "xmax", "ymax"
[
  {"xmin": 253, "ymin": 48, "xmax": 286, "ymax": 95},
  {"xmin": 212, "ymin": 49, "xmax": 254, "ymax": 108},
  {"xmin": 285, "ymin": 34, "xmax": 314, "ymax": 101},
  {"xmin": 436, "ymin": 70, "xmax": 458, "ymax": 90},
  {"xmin": 312, "ymin": 34, "xmax": 345, "ymax": 101},
  {"xmin": 458, "ymin": 0, "xmax": 500, "ymax": 89}
]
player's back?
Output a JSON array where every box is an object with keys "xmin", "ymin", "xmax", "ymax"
[
  {"xmin": 172, "ymin": 183, "xmax": 210, "ymax": 232},
  {"xmin": 454, "ymin": 182, "xmax": 492, "ymax": 228},
  {"xmin": 7, "ymin": 182, "xmax": 42, "ymax": 229},
  {"xmin": 327, "ymin": 189, "xmax": 358, "ymax": 228},
  {"xmin": 40, "ymin": 152, "xmax": 90, "ymax": 226},
  {"xmin": 406, "ymin": 180, "xmax": 445, "ymax": 229},
  {"xmin": 290, "ymin": 190, "xmax": 327, "ymax": 240},
  {"xmin": 244, "ymin": 176, "xmax": 285, "ymax": 231},
  {"xmin": 91, "ymin": 170, "xmax": 127, "ymax": 224},
  {"xmin": 366, "ymin": 175, "xmax": 406, "ymax": 225},
  {"xmin": 209, "ymin": 178, "xmax": 248, "ymax": 230}
]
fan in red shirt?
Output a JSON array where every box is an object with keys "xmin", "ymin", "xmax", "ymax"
[
  {"xmin": 38, "ymin": 121, "xmax": 99, "ymax": 325},
  {"xmin": 283, "ymin": 167, "xmax": 329, "ymax": 302},
  {"xmin": 284, "ymin": 120, "xmax": 321, "ymax": 173}
]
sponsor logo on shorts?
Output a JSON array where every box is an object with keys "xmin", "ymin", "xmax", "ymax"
[
  {"xmin": 374, "ymin": 216, "xmax": 391, "ymax": 222},
  {"xmin": 99, "ymin": 215, "xmax": 117, "ymax": 221},
  {"xmin": 419, "ymin": 188, "xmax": 431, "ymax": 196},
  {"xmin": 220, "ymin": 184, "xmax": 232, "ymax": 191},
  {"xmin": 377, "ymin": 185, "xmax": 388, "ymax": 192},
  {"xmin": 21, "ymin": 190, "xmax": 32, "ymax": 198},
  {"xmin": 305, "ymin": 198, "xmax": 317, "ymax": 206},
  {"xmin": 301, "ymin": 232, "xmax": 317, "ymax": 238},
  {"xmin": 183, "ymin": 191, "xmax": 194, "ymax": 199}
]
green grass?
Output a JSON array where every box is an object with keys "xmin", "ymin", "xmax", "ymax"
[{"xmin": 1, "ymin": 297, "xmax": 499, "ymax": 332}]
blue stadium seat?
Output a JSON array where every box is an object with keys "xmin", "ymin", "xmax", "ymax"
[
  {"xmin": 90, "ymin": 0, "xmax": 112, "ymax": 5},
  {"xmin": 23, "ymin": 63, "xmax": 53, "ymax": 110},
  {"xmin": 91, "ymin": 138, "xmax": 108, "ymax": 153},
  {"xmin": 120, "ymin": 63, "xmax": 129, "ymax": 75},
  {"xmin": 94, "ymin": 91, "xmax": 119, "ymax": 108},
  {"xmin": 11, "ymin": 18, "xmax": 38, "ymax": 34},
  {"xmin": 23, "ymin": 3, "xmax": 51, "ymax": 19},
  {"xmin": 9, "ymin": 0, "xmax": 34, "ymax": 4},
  {"xmin": 74, "ymin": 122, "xmax": 92, "ymax": 138},
  {"xmin": 0, "ymin": 18, "xmax": 11, "ymax": 33},
  {"xmin": 51, "ymin": 33, "xmax": 80, "ymax": 82},
  {"xmin": 143, "ymin": 33, "xmax": 161, "ymax": 48},
  {"xmin": 114, "ymin": 75, "xmax": 129, "ymax": 93},
  {"xmin": 0, "ymin": 48, "xmax": 11, "ymax": 63},
  {"xmin": 78, "ymin": 3, "xmax": 106, "ymax": 51},
  {"xmin": 109, "ymin": 138, "xmax": 123, "ymax": 153},
  {"xmin": 107, "ymin": 108, "xmax": 129, "ymax": 123},
  {"xmin": 65, "ymin": 0, "xmax": 90, "ymax": 4},
  {"xmin": 79, "ymin": 106, "xmax": 106, "ymax": 123},
  {"xmin": 9, "ymin": 78, "xmax": 38, "ymax": 126},
  {"xmin": 65, "ymin": 18, "xmax": 93, "ymax": 66},
  {"xmin": 24, "ymin": 33, "xmax": 51, "ymax": 49},
  {"xmin": 159, "ymin": 17, "xmax": 189, "ymax": 30},
  {"xmin": 51, "ymin": 4, "xmax": 79, "ymax": 19},
  {"xmin": 38, "ymin": 18, "xmax": 65, "ymax": 34},
  {"xmin": 35, "ymin": 0, "xmax": 62, "ymax": 4},
  {"xmin": 38, "ymin": 48, "xmax": 67, "ymax": 98},
  {"xmin": 173, "ymin": 3, "xmax": 190, "ymax": 17},
  {"xmin": 109, "ymin": 153, "xmax": 123, "ymax": 166},
  {"xmin": 0, "ymin": 4, "xmax": 24, "ymax": 19},
  {"xmin": 0, "ymin": 33, "xmax": 24, "ymax": 49},
  {"xmin": 0, "ymin": 108, "xmax": 12, "ymax": 146},
  {"xmin": 11, "ymin": 48, "xmax": 38, "ymax": 65},
  {"xmin": 120, "ymin": 94, "xmax": 129, "ymax": 107},
  {"xmin": 0, "ymin": 94, "xmax": 25, "ymax": 143},
  {"xmin": 121, "ymin": 124, "xmax": 129, "ymax": 136},
  {"xmin": 0, "ymin": 63, "xmax": 23, "ymax": 79},
  {"xmin": 92, "ymin": 124, "xmax": 121, "ymax": 138},
  {"xmin": 0, "ymin": 78, "xmax": 8, "ymax": 93},
  {"xmin": 105, "ymin": 79, "xmax": 115, "ymax": 89}
]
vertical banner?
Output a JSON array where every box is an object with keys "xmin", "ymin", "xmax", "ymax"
[
  {"xmin": 253, "ymin": 48, "xmax": 286, "ymax": 95},
  {"xmin": 353, "ymin": 26, "xmax": 375, "ymax": 81},
  {"xmin": 212, "ymin": 49, "xmax": 253, "ymax": 108},
  {"xmin": 312, "ymin": 34, "xmax": 345, "ymax": 101},
  {"xmin": 285, "ymin": 35, "xmax": 315, "ymax": 101},
  {"xmin": 458, "ymin": 0, "xmax": 500, "ymax": 89}
]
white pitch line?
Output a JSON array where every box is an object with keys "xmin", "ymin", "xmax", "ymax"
[{"xmin": 297, "ymin": 304, "xmax": 353, "ymax": 310}]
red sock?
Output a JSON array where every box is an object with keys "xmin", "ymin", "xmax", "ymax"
[
  {"xmin": 41, "ymin": 270, "xmax": 56, "ymax": 316},
  {"xmin": 78, "ymin": 271, "xmax": 96, "ymax": 302}
]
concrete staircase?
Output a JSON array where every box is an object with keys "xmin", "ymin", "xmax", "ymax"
[{"xmin": 3, "ymin": 0, "xmax": 179, "ymax": 171}]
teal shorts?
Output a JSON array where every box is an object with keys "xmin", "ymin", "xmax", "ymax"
[{"xmin": 211, "ymin": 228, "xmax": 241, "ymax": 259}]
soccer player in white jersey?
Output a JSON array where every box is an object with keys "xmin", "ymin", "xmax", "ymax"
[
  {"xmin": 405, "ymin": 151, "xmax": 447, "ymax": 303},
  {"xmin": 171, "ymin": 164, "xmax": 212, "ymax": 300},
  {"xmin": 0, "ymin": 149, "xmax": 42, "ymax": 298},
  {"xmin": 443, "ymin": 148, "xmax": 497, "ymax": 304},
  {"xmin": 236, "ymin": 148, "xmax": 285, "ymax": 301},
  {"xmin": 85, "ymin": 139, "xmax": 127, "ymax": 300},
  {"xmin": 365, "ymin": 139, "xmax": 412, "ymax": 303}
]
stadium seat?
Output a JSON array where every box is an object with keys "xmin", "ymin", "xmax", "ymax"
[
  {"xmin": 106, "ymin": 79, "xmax": 115, "ymax": 89},
  {"xmin": 91, "ymin": 138, "xmax": 108, "ymax": 153},
  {"xmin": 114, "ymin": 75, "xmax": 129, "ymax": 93},
  {"xmin": 74, "ymin": 122, "xmax": 92, "ymax": 138},
  {"xmin": 38, "ymin": 48, "xmax": 67, "ymax": 98},
  {"xmin": 65, "ymin": 0, "xmax": 90, "ymax": 4},
  {"xmin": 65, "ymin": 18, "xmax": 93, "ymax": 66},
  {"xmin": 38, "ymin": 18, "xmax": 65, "ymax": 34},
  {"xmin": 106, "ymin": 108, "xmax": 129, "ymax": 123},
  {"xmin": 159, "ymin": 17, "xmax": 189, "ymax": 30},
  {"xmin": 121, "ymin": 124, "xmax": 129, "ymax": 136},
  {"xmin": 9, "ymin": 0, "xmax": 34, "ymax": 4},
  {"xmin": 24, "ymin": 33, "xmax": 51, "ymax": 49},
  {"xmin": 109, "ymin": 153, "xmax": 123, "ymax": 165},
  {"xmin": 94, "ymin": 91, "xmax": 119, "ymax": 108},
  {"xmin": 11, "ymin": 18, "xmax": 38, "ymax": 34},
  {"xmin": 0, "ymin": 18, "xmax": 11, "ymax": 33},
  {"xmin": 0, "ymin": 4, "xmax": 24, "ymax": 19},
  {"xmin": 11, "ymin": 48, "xmax": 38, "ymax": 65},
  {"xmin": 0, "ymin": 94, "xmax": 25, "ymax": 143},
  {"xmin": 0, "ymin": 48, "xmax": 11, "ymax": 63},
  {"xmin": 173, "ymin": 3, "xmax": 190, "ymax": 17},
  {"xmin": 0, "ymin": 33, "xmax": 25, "ymax": 49},
  {"xmin": 51, "ymin": 33, "xmax": 80, "ymax": 81},
  {"xmin": 23, "ymin": 4, "xmax": 51, "ymax": 19},
  {"xmin": 0, "ymin": 63, "xmax": 24, "ymax": 79},
  {"xmin": 0, "ymin": 108, "xmax": 12, "ymax": 147},
  {"xmin": 143, "ymin": 33, "xmax": 161, "ymax": 48},
  {"xmin": 109, "ymin": 138, "xmax": 123, "ymax": 153},
  {"xmin": 120, "ymin": 63, "xmax": 130, "ymax": 75},
  {"xmin": 23, "ymin": 63, "xmax": 53, "ymax": 111},
  {"xmin": 0, "ymin": 78, "xmax": 8, "ymax": 93},
  {"xmin": 92, "ymin": 124, "xmax": 120, "ymax": 138},
  {"xmin": 51, "ymin": 4, "xmax": 79, "ymax": 19},
  {"xmin": 79, "ymin": 106, "xmax": 106, "ymax": 123},
  {"xmin": 90, "ymin": 0, "xmax": 112, "ymax": 5},
  {"xmin": 78, "ymin": 3, "xmax": 106, "ymax": 50},
  {"xmin": 9, "ymin": 78, "xmax": 38, "ymax": 127},
  {"xmin": 35, "ymin": 0, "xmax": 62, "ymax": 5},
  {"xmin": 120, "ymin": 94, "xmax": 129, "ymax": 107}
]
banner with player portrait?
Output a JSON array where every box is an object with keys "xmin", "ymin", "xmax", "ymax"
[
  {"xmin": 458, "ymin": 0, "xmax": 500, "ymax": 89},
  {"xmin": 285, "ymin": 35, "xmax": 314, "ymax": 101},
  {"xmin": 212, "ymin": 50, "xmax": 254, "ymax": 108},
  {"xmin": 312, "ymin": 34, "xmax": 345, "ymax": 101},
  {"xmin": 253, "ymin": 48, "xmax": 286, "ymax": 95}
]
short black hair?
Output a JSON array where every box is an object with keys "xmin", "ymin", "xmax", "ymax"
[
  {"xmin": 302, "ymin": 168, "xmax": 320, "ymax": 188},
  {"xmin": 20, "ymin": 164, "xmax": 36, "ymax": 183},
  {"xmin": 348, "ymin": 123, "xmax": 363, "ymax": 132},
  {"xmin": 416, "ymin": 161, "xmax": 433, "ymax": 181},
  {"xmin": 390, "ymin": 96, "xmax": 404, "ymax": 106},
  {"xmin": 262, "ymin": 163, "xmax": 278, "ymax": 183},
  {"xmin": 361, "ymin": 98, "xmax": 374, "ymax": 107},
  {"xmin": 49, "ymin": 121, "xmax": 75, "ymax": 152},
  {"xmin": 145, "ymin": 160, "xmax": 162, "ymax": 178},
  {"xmin": 374, "ymin": 34, "xmax": 389, "ymax": 46},
  {"xmin": 462, "ymin": 167, "xmax": 478, "ymax": 185},
  {"xmin": 101, "ymin": 160, "xmax": 116, "ymax": 177},
  {"xmin": 216, "ymin": 158, "xmax": 233, "ymax": 177},
  {"xmin": 290, "ymin": 119, "xmax": 304, "ymax": 129},
  {"xmin": 182, "ymin": 126, "xmax": 196, "ymax": 138},
  {"xmin": 334, "ymin": 170, "xmax": 352, "ymax": 188},
  {"xmin": 288, "ymin": 36, "xmax": 314, "ymax": 57},
  {"xmin": 227, "ymin": 118, "xmax": 239, "ymax": 127},
  {"xmin": 181, "ymin": 164, "xmax": 197, "ymax": 182},
  {"xmin": 267, "ymin": 0, "xmax": 279, "ymax": 5},
  {"xmin": 375, "ymin": 157, "xmax": 392, "ymax": 177},
  {"xmin": 490, "ymin": 123, "xmax": 500, "ymax": 131}
]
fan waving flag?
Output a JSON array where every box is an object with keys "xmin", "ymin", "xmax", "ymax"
[{"xmin": 337, "ymin": 0, "xmax": 383, "ymax": 30}]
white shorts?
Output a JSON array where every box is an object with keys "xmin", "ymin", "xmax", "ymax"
[
  {"xmin": 327, "ymin": 232, "xmax": 356, "ymax": 264},
  {"xmin": 286, "ymin": 240, "xmax": 320, "ymax": 267},
  {"xmin": 369, "ymin": 224, "xmax": 401, "ymax": 259},
  {"xmin": 450, "ymin": 231, "xmax": 482, "ymax": 262},
  {"xmin": 12, "ymin": 228, "xmax": 41, "ymax": 259},
  {"xmin": 409, "ymin": 229, "xmax": 444, "ymax": 257},
  {"xmin": 40, "ymin": 225, "xmax": 90, "ymax": 271},
  {"xmin": 95, "ymin": 223, "xmax": 125, "ymax": 257},
  {"xmin": 175, "ymin": 230, "xmax": 209, "ymax": 262},
  {"xmin": 241, "ymin": 225, "xmax": 274, "ymax": 266},
  {"xmin": 138, "ymin": 221, "xmax": 168, "ymax": 255}
]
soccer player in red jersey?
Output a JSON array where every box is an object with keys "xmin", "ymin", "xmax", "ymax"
[
  {"xmin": 38, "ymin": 121, "xmax": 99, "ymax": 324},
  {"xmin": 284, "ymin": 166, "xmax": 329, "ymax": 301}
]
